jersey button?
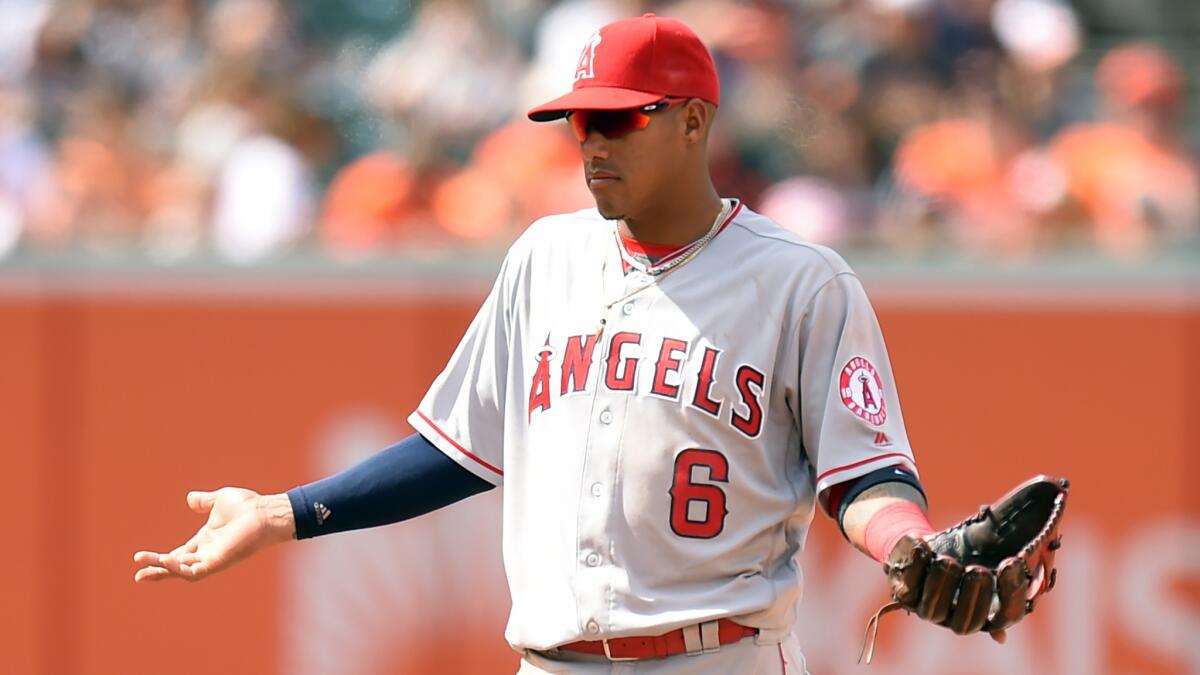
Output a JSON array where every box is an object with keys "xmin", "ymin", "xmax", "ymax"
[
  {"xmin": 586, "ymin": 620, "xmax": 600, "ymax": 635},
  {"xmin": 585, "ymin": 553, "xmax": 601, "ymax": 567},
  {"xmin": 599, "ymin": 410, "xmax": 614, "ymax": 424},
  {"xmin": 622, "ymin": 302, "xmax": 635, "ymax": 315},
  {"xmin": 590, "ymin": 482, "xmax": 603, "ymax": 497}
]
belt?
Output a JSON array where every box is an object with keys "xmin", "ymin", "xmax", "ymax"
[{"xmin": 559, "ymin": 619, "xmax": 758, "ymax": 661}]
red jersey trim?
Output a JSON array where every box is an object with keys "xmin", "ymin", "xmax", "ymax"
[
  {"xmin": 614, "ymin": 200, "xmax": 744, "ymax": 267},
  {"xmin": 414, "ymin": 410, "xmax": 504, "ymax": 477},
  {"xmin": 816, "ymin": 452, "xmax": 913, "ymax": 484},
  {"xmin": 619, "ymin": 235, "xmax": 681, "ymax": 259}
]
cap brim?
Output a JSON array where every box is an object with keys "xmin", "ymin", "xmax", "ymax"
[{"xmin": 527, "ymin": 86, "xmax": 664, "ymax": 122}]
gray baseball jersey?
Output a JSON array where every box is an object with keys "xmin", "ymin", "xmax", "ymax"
[{"xmin": 409, "ymin": 200, "xmax": 918, "ymax": 652}]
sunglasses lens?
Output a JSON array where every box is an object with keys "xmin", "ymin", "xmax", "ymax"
[
  {"xmin": 569, "ymin": 109, "xmax": 651, "ymax": 141},
  {"xmin": 595, "ymin": 110, "xmax": 650, "ymax": 138},
  {"xmin": 569, "ymin": 111, "xmax": 589, "ymax": 141}
]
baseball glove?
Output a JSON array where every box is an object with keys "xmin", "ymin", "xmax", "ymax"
[{"xmin": 859, "ymin": 474, "xmax": 1070, "ymax": 664}]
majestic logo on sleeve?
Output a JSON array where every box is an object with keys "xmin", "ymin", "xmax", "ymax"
[
  {"xmin": 527, "ymin": 332, "xmax": 766, "ymax": 437},
  {"xmin": 840, "ymin": 356, "xmax": 887, "ymax": 426},
  {"xmin": 574, "ymin": 31, "xmax": 602, "ymax": 82}
]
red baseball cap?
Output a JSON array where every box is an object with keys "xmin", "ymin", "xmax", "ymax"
[{"xmin": 527, "ymin": 13, "xmax": 720, "ymax": 122}]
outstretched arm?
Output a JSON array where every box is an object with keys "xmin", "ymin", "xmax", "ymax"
[
  {"xmin": 286, "ymin": 432, "xmax": 493, "ymax": 539},
  {"xmin": 133, "ymin": 433, "xmax": 492, "ymax": 582}
]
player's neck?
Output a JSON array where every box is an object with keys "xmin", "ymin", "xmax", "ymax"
[{"xmin": 620, "ymin": 185, "xmax": 725, "ymax": 247}]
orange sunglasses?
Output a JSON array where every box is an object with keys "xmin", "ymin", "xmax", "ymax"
[{"xmin": 567, "ymin": 97, "xmax": 689, "ymax": 142}]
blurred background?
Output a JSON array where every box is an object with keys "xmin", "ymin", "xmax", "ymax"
[
  {"xmin": 0, "ymin": 0, "xmax": 1196, "ymax": 674},
  {"xmin": 0, "ymin": 0, "xmax": 1197, "ymax": 259}
]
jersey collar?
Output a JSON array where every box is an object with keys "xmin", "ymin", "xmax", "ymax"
[{"xmin": 614, "ymin": 199, "xmax": 742, "ymax": 275}]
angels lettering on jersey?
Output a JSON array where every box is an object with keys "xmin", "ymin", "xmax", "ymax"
[{"xmin": 526, "ymin": 332, "xmax": 767, "ymax": 438}]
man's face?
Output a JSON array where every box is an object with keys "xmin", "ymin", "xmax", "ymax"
[{"xmin": 572, "ymin": 100, "xmax": 690, "ymax": 221}]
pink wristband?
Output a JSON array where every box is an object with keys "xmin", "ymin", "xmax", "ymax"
[{"xmin": 863, "ymin": 500, "xmax": 936, "ymax": 563}]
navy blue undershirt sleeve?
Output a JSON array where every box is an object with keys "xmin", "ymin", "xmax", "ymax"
[
  {"xmin": 834, "ymin": 465, "xmax": 927, "ymax": 539},
  {"xmin": 287, "ymin": 432, "xmax": 494, "ymax": 539}
]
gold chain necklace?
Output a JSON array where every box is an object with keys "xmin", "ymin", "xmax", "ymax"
[{"xmin": 595, "ymin": 200, "xmax": 732, "ymax": 339}]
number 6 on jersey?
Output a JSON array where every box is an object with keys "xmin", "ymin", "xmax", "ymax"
[{"xmin": 669, "ymin": 449, "xmax": 730, "ymax": 538}]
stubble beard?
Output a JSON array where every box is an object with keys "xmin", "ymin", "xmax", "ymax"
[{"xmin": 593, "ymin": 198, "xmax": 624, "ymax": 222}]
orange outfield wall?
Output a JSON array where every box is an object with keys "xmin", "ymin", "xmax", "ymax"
[{"xmin": 2, "ymin": 281, "xmax": 1196, "ymax": 675}]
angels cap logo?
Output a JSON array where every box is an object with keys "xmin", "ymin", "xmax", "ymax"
[
  {"xmin": 574, "ymin": 31, "xmax": 602, "ymax": 82},
  {"xmin": 840, "ymin": 356, "xmax": 887, "ymax": 426}
]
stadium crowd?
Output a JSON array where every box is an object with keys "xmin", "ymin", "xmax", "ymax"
[{"xmin": 0, "ymin": 0, "xmax": 1196, "ymax": 263}]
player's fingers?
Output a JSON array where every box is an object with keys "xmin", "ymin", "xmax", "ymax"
[
  {"xmin": 158, "ymin": 549, "xmax": 215, "ymax": 581},
  {"xmin": 187, "ymin": 491, "xmax": 216, "ymax": 514},
  {"xmin": 133, "ymin": 550, "xmax": 174, "ymax": 566},
  {"xmin": 135, "ymin": 551, "xmax": 170, "ymax": 569},
  {"xmin": 173, "ymin": 534, "xmax": 202, "ymax": 556},
  {"xmin": 142, "ymin": 552, "xmax": 194, "ymax": 578},
  {"xmin": 181, "ymin": 562, "xmax": 209, "ymax": 581},
  {"xmin": 174, "ymin": 551, "xmax": 205, "ymax": 566},
  {"xmin": 132, "ymin": 532, "xmax": 202, "ymax": 568},
  {"xmin": 134, "ymin": 566, "xmax": 175, "ymax": 583},
  {"xmin": 990, "ymin": 629, "xmax": 1008, "ymax": 644},
  {"xmin": 134, "ymin": 561, "xmax": 208, "ymax": 582}
]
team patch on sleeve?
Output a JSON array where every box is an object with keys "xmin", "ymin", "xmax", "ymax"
[{"xmin": 839, "ymin": 356, "xmax": 887, "ymax": 426}]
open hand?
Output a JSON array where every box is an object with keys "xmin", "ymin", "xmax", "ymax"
[{"xmin": 133, "ymin": 488, "xmax": 294, "ymax": 583}]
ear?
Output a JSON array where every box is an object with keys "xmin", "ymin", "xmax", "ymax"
[{"xmin": 681, "ymin": 99, "xmax": 712, "ymax": 145}]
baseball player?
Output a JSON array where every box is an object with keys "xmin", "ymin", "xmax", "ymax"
[{"xmin": 134, "ymin": 14, "xmax": 1048, "ymax": 674}]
